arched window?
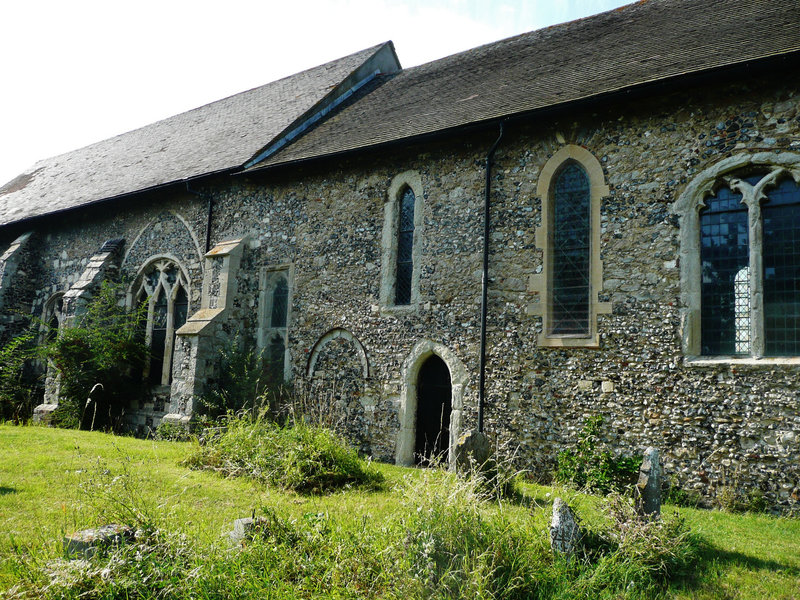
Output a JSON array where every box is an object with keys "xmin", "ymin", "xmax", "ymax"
[
  {"xmin": 676, "ymin": 154, "xmax": 800, "ymax": 359},
  {"xmin": 395, "ymin": 186, "xmax": 416, "ymax": 305},
  {"xmin": 381, "ymin": 171, "xmax": 424, "ymax": 309},
  {"xmin": 529, "ymin": 145, "xmax": 610, "ymax": 347},
  {"xmin": 41, "ymin": 292, "xmax": 65, "ymax": 342},
  {"xmin": 134, "ymin": 259, "xmax": 190, "ymax": 386}
]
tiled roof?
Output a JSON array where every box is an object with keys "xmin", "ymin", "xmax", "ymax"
[
  {"xmin": 256, "ymin": 0, "xmax": 800, "ymax": 168},
  {"xmin": 0, "ymin": 43, "xmax": 394, "ymax": 226}
]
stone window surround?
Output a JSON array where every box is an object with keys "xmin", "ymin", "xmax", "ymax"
[
  {"xmin": 380, "ymin": 170, "xmax": 424, "ymax": 313},
  {"xmin": 257, "ymin": 263, "xmax": 293, "ymax": 382},
  {"xmin": 41, "ymin": 291, "xmax": 65, "ymax": 337},
  {"xmin": 127, "ymin": 255, "xmax": 191, "ymax": 386},
  {"xmin": 528, "ymin": 145, "xmax": 611, "ymax": 348},
  {"xmin": 673, "ymin": 151, "xmax": 800, "ymax": 365},
  {"xmin": 395, "ymin": 339, "xmax": 467, "ymax": 468}
]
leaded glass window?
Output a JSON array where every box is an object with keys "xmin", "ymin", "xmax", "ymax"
[
  {"xmin": 700, "ymin": 186, "xmax": 749, "ymax": 355},
  {"xmin": 763, "ymin": 178, "xmax": 800, "ymax": 356},
  {"xmin": 550, "ymin": 163, "xmax": 591, "ymax": 335},
  {"xmin": 395, "ymin": 186, "xmax": 415, "ymax": 305},
  {"xmin": 271, "ymin": 277, "xmax": 288, "ymax": 328}
]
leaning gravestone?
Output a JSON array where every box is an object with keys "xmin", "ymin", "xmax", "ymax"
[
  {"xmin": 452, "ymin": 429, "xmax": 491, "ymax": 474},
  {"xmin": 636, "ymin": 446, "xmax": 661, "ymax": 517},
  {"xmin": 63, "ymin": 524, "xmax": 134, "ymax": 559},
  {"xmin": 550, "ymin": 497, "xmax": 582, "ymax": 557}
]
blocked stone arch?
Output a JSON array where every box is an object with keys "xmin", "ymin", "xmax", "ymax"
[
  {"xmin": 306, "ymin": 328, "xmax": 371, "ymax": 452},
  {"xmin": 307, "ymin": 328, "xmax": 370, "ymax": 379},
  {"xmin": 121, "ymin": 212, "xmax": 203, "ymax": 308},
  {"xmin": 395, "ymin": 339, "xmax": 468, "ymax": 467},
  {"xmin": 121, "ymin": 211, "xmax": 203, "ymax": 272}
]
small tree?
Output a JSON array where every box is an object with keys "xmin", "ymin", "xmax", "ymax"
[{"xmin": 45, "ymin": 282, "xmax": 148, "ymax": 431}]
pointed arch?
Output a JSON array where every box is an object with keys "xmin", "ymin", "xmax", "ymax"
[
  {"xmin": 674, "ymin": 152, "xmax": 800, "ymax": 358},
  {"xmin": 395, "ymin": 339, "xmax": 468, "ymax": 467},
  {"xmin": 307, "ymin": 328, "xmax": 369, "ymax": 379},
  {"xmin": 129, "ymin": 256, "xmax": 191, "ymax": 386},
  {"xmin": 381, "ymin": 170, "xmax": 425, "ymax": 310},
  {"xmin": 529, "ymin": 144, "xmax": 610, "ymax": 347}
]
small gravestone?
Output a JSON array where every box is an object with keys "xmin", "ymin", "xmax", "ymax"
[
  {"xmin": 63, "ymin": 524, "xmax": 133, "ymax": 559},
  {"xmin": 453, "ymin": 429, "xmax": 491, "ymax": 474},
  {"xmin": 550, "ymin": 497, "xmax": 582, "ymax": 557},
  {"xmin": 636, "ymin": 446, "xmax": 661, "ymax": 517},
  {"xmin": 228, "ymin": 516, "xmax": 268, "ymax": 544}
]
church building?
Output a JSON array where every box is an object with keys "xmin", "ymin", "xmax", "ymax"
[{"xmin": 1, "ymin": 0, "xmax": 799, "ymax": 510}]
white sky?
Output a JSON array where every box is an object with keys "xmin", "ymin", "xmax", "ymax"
[{"xmin": 0, "ymin": 0, "xmax": 630, "ymax": 187}]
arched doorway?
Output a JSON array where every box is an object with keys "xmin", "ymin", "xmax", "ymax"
[{"xmin": 414, "ymin": 355, "xmax": 452, "ymax": 465}]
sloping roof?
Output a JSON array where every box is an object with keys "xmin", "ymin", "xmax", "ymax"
[
  {"xmin": 0, "ymin": 43, "xmax": 395, "ymax": 227},
  {"xmin": 256, "ymin": 0, "xmax": 800, "ymax": 168}
]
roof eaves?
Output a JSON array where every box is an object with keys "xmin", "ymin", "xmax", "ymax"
[{"xmin": 246, "ymin": 47, "xmax": 800, "ymax": 174}]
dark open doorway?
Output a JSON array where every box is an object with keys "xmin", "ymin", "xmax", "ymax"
[{"xmin": 415, "ymin": 354, "xmax": 452, "ymax": 465}]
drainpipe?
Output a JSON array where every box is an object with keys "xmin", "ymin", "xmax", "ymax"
[
  {"xmin": 186, "ymin": 181, "xmax": 213, "ymax": 252},
  {"xmin": 478, "ymin": 122, "xmax": 505, "ymax": 433}
]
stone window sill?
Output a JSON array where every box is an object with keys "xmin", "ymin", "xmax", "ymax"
[
  {"xmin": 684, "ymin": 356, "xmax": 800, "ymax": 367},
  {"xmin": 380, "ymin": 304, "xmax": 419, "ymax": 317}
]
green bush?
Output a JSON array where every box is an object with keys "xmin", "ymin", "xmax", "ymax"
[
  {"xmin": 44, "ymin": 282, "xmax": 148, "ymax": 431},
  {"xmin": 184, "ymin": 417, "xmax": 384, "ymax": 493},
  {"xmin": 0, "ymin": 328, "xmax": 39, "ymax": 423},
  {"xmin": 555, "ymin": 416, "xmax": 642, "ymax": 495}
]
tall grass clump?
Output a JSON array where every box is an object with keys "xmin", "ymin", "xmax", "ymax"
[
  {"xmin": 395, "ymin": 470, "xmax": 702, "ymax": 600},
  {"xmin": 183, "ymin": 416, "xmax": 384, "ymax": 493}
]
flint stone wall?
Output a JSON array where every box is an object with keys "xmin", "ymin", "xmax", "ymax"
[
  {"xmin": 208, "ymin": 71, "xmax": 799, "ymax": 511},
  {"xmin": 4, "ymin": 69, "xmax": 799, "ymax": 510}
]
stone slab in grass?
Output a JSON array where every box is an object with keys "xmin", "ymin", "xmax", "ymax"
[{"xmin": 63, "ymin": 524, "xmax": 134, "ymax": 559}]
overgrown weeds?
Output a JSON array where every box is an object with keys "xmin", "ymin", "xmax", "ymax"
[
  {"xmin": 183, "ymin": 416, "xmax": 385, "ymax": 493},
  {"xmin": 555, "ymin": 415, "xmax": 641, "ymax": 495}
]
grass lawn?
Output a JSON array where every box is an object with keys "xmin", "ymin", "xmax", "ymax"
[{"xmin": 1, "ymin": 423, "xmax": 798, "ymax": 598}]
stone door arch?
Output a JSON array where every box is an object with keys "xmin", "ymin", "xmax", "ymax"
[{"xmin": 396, "ymin": 340, "xmax": 467, "ymax": 467}]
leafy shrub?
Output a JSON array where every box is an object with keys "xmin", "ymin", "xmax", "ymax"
[
  {"xmin": 0, "ymin": 328, "xmax": 39, "ymax": 423},
  {"xmin": 183, "ymin": 417, "xmax": 384, "ymax": 493},
  {"xmin": 555, "ymin": 416, "xmax": 642, "ymax": 495},
  {"xmin": 43, "ymin": 282, "xmax": 147, "ymax": 431}
]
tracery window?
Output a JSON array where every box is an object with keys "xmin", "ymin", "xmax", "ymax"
[
  {"xmin": 134, "ymin": 259, "xmax": 189, "ymax": 386},
  {"xmin": 700, "ymin": 174, "xmax": 800, "ymax": 357},
  {"xmin": 678, "ymin": 156, "xmax": 800, "ymax": 359}
]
